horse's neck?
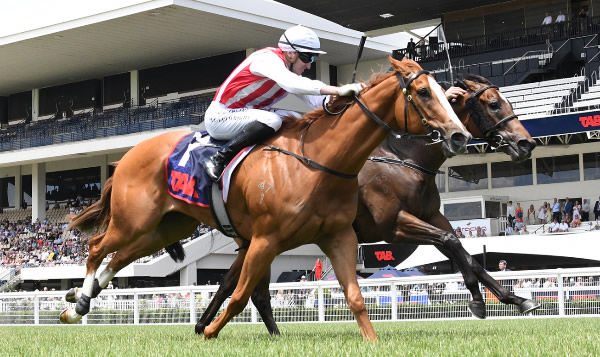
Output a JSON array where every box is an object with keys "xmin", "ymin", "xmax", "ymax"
[
  {"xmin": 385, "ymin": 135, "xmax": 446, "ymax": 172},
  {"xmin": 303, "ymin": 75, "xmax": 399, "ymax": 176}
]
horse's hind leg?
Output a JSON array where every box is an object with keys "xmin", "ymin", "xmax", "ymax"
[
  {"xmin": 251, "ymin": 266, "xmax": 279, "ymax": 335},
  {"xmin": 60, "ymin": 227, "xmax": 123, "ymax": 323}
]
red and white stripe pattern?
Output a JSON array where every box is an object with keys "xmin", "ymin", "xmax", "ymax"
[{"xmin": 214, "ymin": 47, "xmax": 288, "ymax": 109}]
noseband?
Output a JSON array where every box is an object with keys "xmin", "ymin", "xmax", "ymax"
[{"xmin": 469, "ymin": 84, "xmax": 518, "ymax": 148}]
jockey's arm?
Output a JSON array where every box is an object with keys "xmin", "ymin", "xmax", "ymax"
[{"xmin": 250, "ymin": 51, "xmax": 363, "ymax": 98}]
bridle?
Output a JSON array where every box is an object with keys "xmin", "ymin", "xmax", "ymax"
[
  {"xmin": 324, "ymin": 70, "xmax": 443, "ymax": 144},
  {"xmin": 263, "ymin": 69, "xmax": 443, "ymax": 179},
  {"xmin": 467, "ymin": 83, "xmax": 518, "ymax": 149}
]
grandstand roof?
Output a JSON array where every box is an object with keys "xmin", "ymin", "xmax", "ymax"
[
  {"xmin": 276, "ymin": 0, "xmax": 510, "ymax": 33},
  {"xmin": 0, "ymin": 0, "xmax": 394, "ymax": 96}
]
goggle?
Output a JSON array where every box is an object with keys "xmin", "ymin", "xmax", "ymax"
[{"xmin": 298, "ymin": 52, "xmax": 317, "ymax": 64}]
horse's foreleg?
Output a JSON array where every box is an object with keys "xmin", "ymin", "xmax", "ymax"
[
  {"xmin": 195, "ymin": 249, "xmax": 246, "ymax": 335},
  {"xmin": 251, "ymin": 266, "xmax": 280, "ymax": 336},
  {"xmin": 203, "ymin": 237, "xmax": 277, "ymax": 339},
  {"xmin": 319, "ymin": 227, "xmax": 377, "ymax": 341},
  {"xmin": 428, "ymin": 212, "xmax": 540, "ymax": 315},
  {"xmin": 392, "ymin": 210, "xmax": 485, "ymax": 317}
]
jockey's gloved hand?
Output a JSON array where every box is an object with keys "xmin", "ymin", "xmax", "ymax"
[{"xmin": 337, "ymin": 83, "xmax": 365, "ymax": 96}]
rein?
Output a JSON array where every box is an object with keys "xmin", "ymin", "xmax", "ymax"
[
  {"xmin": 265, "ymin": 69, "xmax": 444, "ymax": 179},
  {"xmin": 367, "ymin": 156, "xmax": 439, "ymax": 176}
]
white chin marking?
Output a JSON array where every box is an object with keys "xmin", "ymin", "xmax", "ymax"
[{"xmin": 428, "ymin": 77, "xmax": 467, "ymax": 131}]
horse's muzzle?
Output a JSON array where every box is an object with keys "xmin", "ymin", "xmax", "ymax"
[{"xmin": 448, "ymin": 132, "xmax": 471, "ymax": 154}]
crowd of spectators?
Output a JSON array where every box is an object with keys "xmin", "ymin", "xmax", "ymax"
[
  {"xmin": 0, "ymin": 207, "xmax": 212, "ymax": 283},
  {"xmin": 503, "ymin": 196, "xmax": 600, "ymax": 235}
]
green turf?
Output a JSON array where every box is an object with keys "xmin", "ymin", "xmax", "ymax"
[{"xmin": 0, "ymin": 318, "xmax": 598, "ymax": 356}]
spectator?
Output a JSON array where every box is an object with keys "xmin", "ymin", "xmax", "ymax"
[
  {"xmin": 313, "ymin": 258, "xmax": 322, "ymax": 280},
  {"xmin": 593, "ymin": 197, "xmax": 600, "ymax": 221},
  {"xmin": 550, "ymin": 218, "xmax": 560, "ymax": 233},
  {"xmin": 527, "ymin": 204, "xmax": 537, "ymax": 225},
  {"xmin": 538, "ymin": 202, "xmax": 547, "ymax": 224},
  {"xmin": 520, "ymin": 225, "xmax": 530, "ymax": 235},
  {"xmin": 406, "ymin": 38, "xmax": 416, "ymax": 60},
  {"xmin": 455, "ymin": 227, "xmax": 465, "ymax": 238},
  {"xmin": 581, "ymin": 199, "xmax": 590, "ymax": 221},
  {"xmin": 551, "ymin": 197, "xmax": 561, "ymax": 222},
  {"xmin": 507, "ymin": 200, "xmax": 515, "ymax": 228},
  {"xmin": 571, "ymin": 208, "xmax": 581, "ymax": 228},
  {"xmin": 515, "ymin": 202, "xmax": 524, "ymax": 224},
  {"xmin": 545, "ymin": 203, "xmax": 553, "ymax": 224},
  {"xmin": 541, "ymin": 12, "xmax": 553, "ymax": 25},
  {"xmin": 558, "ymin": 218, "xmax": 569, "ymax": 232},
  {"xmin": 498, "ymin": 260, "xmax": 510, "ymax": 271},
  {"xmin": 555, "ymin": 10, "xmax": 566, "ymax": 23},
  {"xmin": 504, "ymin": 224, "xmax": 514, "ymax": 236},
  {"xmin": 563, "ymin": 196, "xmax": 573, "ymax": 218},
  {"xmin": 577, "ymin": 7, "xmax": 587, "ymax": 33}
]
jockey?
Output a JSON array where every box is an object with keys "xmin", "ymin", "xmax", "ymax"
[{"xmin": 203, "ymin": 24, "xmax": 365, "ymax": 182}]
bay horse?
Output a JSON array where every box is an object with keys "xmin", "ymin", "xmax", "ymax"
[
  {"xmin": 59, "ymin": 56, "xmax": 471, "ymax": 340},
  {"xmin": 192, "ymin": 74, "xmax": 539, "ymax": 335}
]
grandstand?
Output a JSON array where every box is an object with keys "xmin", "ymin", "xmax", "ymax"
[{"xmin": 0, "ymin": 0, "xmax": 600, "ymax": 294}]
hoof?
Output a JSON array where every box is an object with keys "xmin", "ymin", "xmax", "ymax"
[
  {"xmin": 468, "ymin": 300, "xmax": 486, "ymax": 319},
  {"xmin": 59, "ymin": 308, "xmax": 82, "ymax": 324},
  {"xmin": 195, "ymin": 324, "xmax": 206, "ymax": 335},
  {"xmin": 518, "ymin": 299, "xmax": 541, "ymax": 314},
  {"xmin": 65, "ymin": 287, "xmax": 80, "ymax": 303}
]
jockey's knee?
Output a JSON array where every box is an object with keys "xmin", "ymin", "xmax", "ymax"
[{"xmin": 258, "ymin": 115, "xmax": 282, "ymax": 131}]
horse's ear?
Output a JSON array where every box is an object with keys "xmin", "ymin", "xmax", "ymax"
[{"xmin": 388, "ymin": 54, "xmax": 405, "ymax": 73}]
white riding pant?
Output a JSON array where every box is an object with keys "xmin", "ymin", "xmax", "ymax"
[{"xmin": 204, "ymin": 101, "xmax": 300, "ymax": 140}]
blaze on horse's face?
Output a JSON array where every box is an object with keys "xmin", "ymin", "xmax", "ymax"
[
  {"xmin": 391, "ymin": 57, "xmax": 471, "ymax": 157},
  {"xmin": 462, "ymin": 79, "xmax": 536, "ymax": 162}
]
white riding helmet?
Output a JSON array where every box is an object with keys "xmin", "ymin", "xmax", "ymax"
[{"xmin": 278, "ymin": 25, "xmax": 327, "ymax": 54}]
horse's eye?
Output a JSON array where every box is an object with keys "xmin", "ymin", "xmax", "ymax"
[
  {"xmin": 417, "ymin": 88, "xmax": 430, "ymax": 99},
  {"xmin": 489, "ymin": 101, "xmax": 500, "ymax": 110}
]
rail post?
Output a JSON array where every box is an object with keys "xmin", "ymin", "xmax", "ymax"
[
  {"xmin": 318, "ymin": 283, "xmax": 325, "ymax": 322},
  {"xmin": 390, "ymin": 282, "xmax": 398, "ymax": 321},
  {"xmin": 134, "ymin": 292, "xmax": 139, "ymax": 324},
  {"xmin": 189, "ymin": 289, "xmax": 195, "ymax": 324},
  {"xmin": 556, "ymin": 269, "xmax": 565, "ymax": 316},
  {"xmin": 33, "ymin": 294, "xmax": 39, "ymax": 325}
]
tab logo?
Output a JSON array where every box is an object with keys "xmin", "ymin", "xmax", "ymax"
[
  {"xmin": 579, "ymin": 114, "xmax": 600, "ymax": 128},
  {"xmin": 374, "ymin": 250, "xmax": 395, "ymax": 261},
  {"xmin": 170, "ymin": 171, "xmax": 199, "ymax": 198}
]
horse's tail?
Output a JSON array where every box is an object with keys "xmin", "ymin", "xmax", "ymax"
[{"xmin": 69, "ymin": 176, "xmax": 113, "ymax": 233}]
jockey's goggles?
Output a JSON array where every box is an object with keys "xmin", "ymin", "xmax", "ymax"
[{"xmin": 298, "ymin": 52, "xmax": 318, "ymax": 64}]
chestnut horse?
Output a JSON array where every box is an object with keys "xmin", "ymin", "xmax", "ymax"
[
  {"xmin": 59, "ymin": 57, "xmax": 471, "ymax": 340},
  {"xmin": 192, "ymin": 74, "xmax": 539, "ymax": 335}
]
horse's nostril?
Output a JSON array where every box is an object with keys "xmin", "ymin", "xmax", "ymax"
[
  {"xmin": 518, "ymin": 139, "xmax": 536, "ymax": 152},
  {"xmin": 450, "ymin": 132, "xmax": 470, "ymax": 147}
]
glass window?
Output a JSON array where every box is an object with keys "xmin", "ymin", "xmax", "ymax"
[
  {"xmin": 583, "ymin": 152, "xmax": 600, "ymax": 181},
  {"xmin": 22, "ymin": 175, "xmax": 32, "ymax": 208},
  {"xmin": 448, "ymin": 164, "xmax": 487, "ymax": 192},
  {"xmin": 0, "ymin": 177, "xmax": 15, "ymax": 208},
  {"xmin": 443, "ymin": 201, "xmax": 482, "ymax": 220},
  {"xmin": 46, "ymin": 167, "xmax": 101, "ymax": 202},
  {"xmin": 491, "ymin": 160, "xmax": 532, "ymax": 188},
  {"xmin": 485, "ymin": 201, "xmax": 501, "ymax": 218},
  {"xmin": 536, "ymin": 155, "xmax": 579, "ymax": 184}
]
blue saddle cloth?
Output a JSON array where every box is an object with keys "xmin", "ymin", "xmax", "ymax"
[{"xmin": 166, "ymin": 131, "xmax": 225, "ymax": 206}]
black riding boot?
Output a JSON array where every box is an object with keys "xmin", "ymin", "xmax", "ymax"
[{"xmin": 203, "ymin": 121, "xmax": 276, "ymax": 182}]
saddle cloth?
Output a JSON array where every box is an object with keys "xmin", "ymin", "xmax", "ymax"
[{"xmin": 166, "ymin": 131, "xmax": 253, "ymax": 206}]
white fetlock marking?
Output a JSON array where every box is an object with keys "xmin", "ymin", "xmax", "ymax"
[
  {"xmin": 97, "ymin": 268, "xmax": 116, "ymax": 288},
  {"xmin": 82, "ymin": 273, "xmax": 95, "ymax": 297},
  {"xmin": 75, "ymin": 287, "xmax": 83, "ymax": 301}
]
